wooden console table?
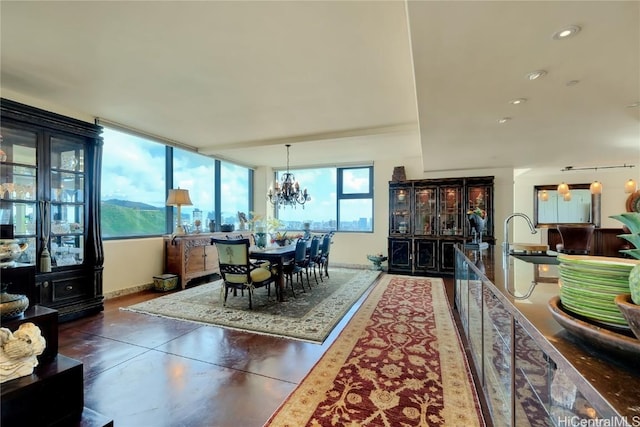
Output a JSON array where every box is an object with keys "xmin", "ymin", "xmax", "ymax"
[{"xmin": 163, "ymin": 232, "xmax": 252, "ymax": 289}]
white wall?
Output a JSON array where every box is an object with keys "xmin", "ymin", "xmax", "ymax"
[
  {"xmin": 512, "ymin": 168, "xmax": 638, "ymax": 244},
  {"xmin": 103, "ymin": 238, "xmax": 164, "ymax": 297}
]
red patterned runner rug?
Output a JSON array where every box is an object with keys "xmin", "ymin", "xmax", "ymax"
[{"xmin": 265, "ymin": 275, "xmax": 485, "ymax": 427}]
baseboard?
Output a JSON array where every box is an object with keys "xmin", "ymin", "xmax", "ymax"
[{"xmin": 104, "ymin": 282, "xmax": 154, "ymax": 300}]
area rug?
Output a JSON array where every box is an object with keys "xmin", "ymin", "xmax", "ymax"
[
  {"xmin": 265, "ymin": 275, "xmax": 485, "ymax": 427},
  {"xmin": 122, "ymin": 268, "xmax": 381, "ymax": 343}
]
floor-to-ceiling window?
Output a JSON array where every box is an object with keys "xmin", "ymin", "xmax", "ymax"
[{"xmin": 100, "ymin": 126, "xmax": 252, "ymax": 238}]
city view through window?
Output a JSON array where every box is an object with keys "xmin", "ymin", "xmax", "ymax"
[{"xmin": 100, "ymin": 127, "xmax": 373, "ymax": 237}]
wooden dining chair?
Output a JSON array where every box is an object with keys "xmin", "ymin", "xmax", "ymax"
[{"xmin": 211, "ymin": 238, "xmax": 276, "ymax": 309}]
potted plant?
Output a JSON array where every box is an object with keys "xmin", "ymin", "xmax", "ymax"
[{"xmin": 610, "ymin": 212, "xmax": 640, "ymax": 339}]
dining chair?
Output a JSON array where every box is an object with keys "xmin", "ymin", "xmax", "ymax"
[
  {"xmin": 556, "ymin": 224, "xmax": 595, "ymax": 255},
  {"xmin": 318, "ymin": 232, "xmax": 334, "ymax": 279},
  {"xmin": 283, "ymin": 238, "xmax": 309, "ymax": 296},
  {"xmin": 307, "ymin": 236, "xmax": 321, "ymax": 284},
  {"xmin": 211, "ymin": 238, "xmax": 276, "ymax": 309}
]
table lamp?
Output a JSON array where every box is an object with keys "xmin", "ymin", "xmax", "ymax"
[{"xmin": 166, "ymin": 188, "xmax": 193, "ymax": 235}]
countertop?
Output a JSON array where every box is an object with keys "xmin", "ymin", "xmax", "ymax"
[{"xmin": 459, "ymin": 246, "xmax": 640, "ymax": 421}]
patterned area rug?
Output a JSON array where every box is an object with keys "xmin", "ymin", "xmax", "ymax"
[
  {"xmin": 123, "ymin": 268, "xmax": 381, "ymax": 343},
  {"xmin": 265, "ymin": 274, "xmax": 485, "ymax": 427}
]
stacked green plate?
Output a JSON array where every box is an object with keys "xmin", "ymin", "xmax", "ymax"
[{"xmin": 558, "ymin": 255, "xmax": 640, "ymax": 328}]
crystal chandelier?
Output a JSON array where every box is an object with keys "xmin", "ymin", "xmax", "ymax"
[{"xmin": 267, "ymin": 144, "xmax": 310, "ymax": 208}]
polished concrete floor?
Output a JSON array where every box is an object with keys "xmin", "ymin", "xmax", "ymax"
[{"xmin": 58, "ymin": 275, "xmax": 482, "ymax": 427}]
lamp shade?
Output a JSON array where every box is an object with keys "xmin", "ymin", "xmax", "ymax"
[
  {"xmin": 166, "ymin": 189, "xmax": 193, "ymax": 206},
  {"xmin": 563, "ymin": 191, "xmax": 572, "ymax": 201},
  {"xmin": 539, "ymin": 190, "xmax": 549, "ymax": 201},
  {"xmin": 625, "ymin": 179, "xmax": 637, "ymax": 194},
  {"xmin": 589, "ymin": 181, "xmax": 602, "ymax": 195},
  {"xmin": 557, "ymin": 182, "xmax": 569, "ymax": 195}
]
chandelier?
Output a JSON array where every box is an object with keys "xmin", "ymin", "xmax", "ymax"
[{"xmin": 267, "ymin": 144, "xmax": 310, "ymax": 208}]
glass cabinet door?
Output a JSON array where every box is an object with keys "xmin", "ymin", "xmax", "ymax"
[
  {"xmin": 0, "ymin": 127, "xmax": 38, "ymax": 265},
  {"xmin": 414, "ymin": 187, "xmax": 437, "ymax": 235},
  {"xmin": 390, "ymin": 186, "xmax": 411, "ymax": 235},
  {"xmin": 439, "ymin": 185, "xmax": 463, "ymax": 236},
  {"xmin": 49, "ymin": 136, "xmax": 85, "ymax": 267},
  {"xmin": 467, "ymin": 183, "xmax": 492, "ymax": 238}
]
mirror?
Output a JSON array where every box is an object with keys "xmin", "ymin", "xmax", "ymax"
[{"xmin": 534, "ymin": 184, "xmax": 599, "ymax": 228}]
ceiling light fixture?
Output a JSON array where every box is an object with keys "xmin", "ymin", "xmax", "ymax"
[
  {"xmin": 509, "ymin": 98, "xmax": 527, "ymax": 105},
  {"xmin": 497, "ymin": 117, "xmax": 511, "ymax": 124},
  {"xmin": 561, "ymin": 164, "xmax": 637, "ymax": 195},
  {"xmin": 552, "ymin": 25, "xmax": 581, "ymax": 40},
  {"xmin": 566, "ymin": 80, "xmax": 580, "ymax": 87},
  {"xmin": 557, "ymin": 182, "xmax": 570, "ymax": 195},
  {"xmin": 627, "ymin": 102, "xmax": 640, "ymax": 108},
  {"xmin": 589, "ymin": 181, "xmax": 603, "ymax": 195},
  {"xmin": 526, "ymin": 70, "xmax": 547, "ymax": 81},
  {"xmin": 267, "ymin": 144, "xmax": 310, "ymax": 208}
]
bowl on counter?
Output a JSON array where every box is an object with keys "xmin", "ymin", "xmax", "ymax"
[{"xmin": 615, "ymin": 294, "xmax": 640, "ymax": 340}]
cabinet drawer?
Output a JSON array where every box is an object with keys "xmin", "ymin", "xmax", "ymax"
[{"xmin": 51, "ymin": 277, "xmax": 87, "ymax": 301}]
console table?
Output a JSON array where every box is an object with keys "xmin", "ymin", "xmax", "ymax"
[{"xmin": 163, "ymin": 232, "xmax": 252, "ymax": 289}]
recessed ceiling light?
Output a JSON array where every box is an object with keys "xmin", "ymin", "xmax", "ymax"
[
  {"xmin": 526, "ymin": 70, "xmax": 547, "ymax": 81},
  {"xmin": 566, "ymin": 80, "xmax": 580, "ymax": 86},
  {"xmin": 627, "ymin": 102, "xmax": 640, "ymax": 108},
  {"xmin": 497, "ymin": 117, "xmax": 511, "ymax": 124},
  {"xmin": 509, "ymin": 98, "xmax": 527, "ymax": 105},
  {"xmin": 552, "ymin": 25, "xmax": 581, "ymax": 40}
]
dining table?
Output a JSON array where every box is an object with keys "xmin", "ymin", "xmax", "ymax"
[{"xmin": 249, "ymin": 244, "xmax": 297, "ymax": 302}]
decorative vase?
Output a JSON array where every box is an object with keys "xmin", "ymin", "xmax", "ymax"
[
  {"xmin": 468, "ymin": 213, "xmax": 486, "ymax": 243},
  {"xmin": 255, "ymin": 232, "xmax": 268, "ymax": 249},
  {"xmin": 0, "ymin": 284, "xmax": 29, "ymax": 320}
]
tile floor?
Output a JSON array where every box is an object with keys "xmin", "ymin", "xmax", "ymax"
[{"xmin": 57, "ymin": 275, "xmax": 485, "ymax": 427}]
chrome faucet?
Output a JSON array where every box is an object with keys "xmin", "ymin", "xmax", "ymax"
[{"xmin": 503, "ymin": 213, "xmax": 537, "ymax": 256}]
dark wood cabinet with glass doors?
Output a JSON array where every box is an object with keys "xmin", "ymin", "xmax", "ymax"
[
  {"xmin": 1, "ymin": 98, "xmax": 104, "ymax": 321},
  {"xmin": 388, "ymin": 176, "xmax": 493, "ymax": 275}
]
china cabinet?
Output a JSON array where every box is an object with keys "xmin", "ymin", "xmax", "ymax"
[
  {"xmin": 388, "ymin": 176, "xmax": 493, "ymax": 275},
  {"xmin": 1, "ymin": 98, "xmax": 104, "ymax": 321}
]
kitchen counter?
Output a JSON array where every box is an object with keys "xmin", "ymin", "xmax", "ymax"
[{"xmin": 455, "ymin": 245, "xmax": 640, "ymax": 426}]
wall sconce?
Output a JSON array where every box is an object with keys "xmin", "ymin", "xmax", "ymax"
[
  {"xmin": 589, "ymin": 181, "xmax": 602, "ymax": 195},
  {"xmin": 166, "ymin": 188, "xmax": 193, "ymax": 235},
  {"xmin": 563, "ymin": 191, "xmax": 572, "ymax": 202},
  {"xmin": 557, "ymin": 182, "xmax": 569, "ymax": 195},
  {"xmin": 539, "ymin": 190, "xmax": 549, "ymax": 201},
  {"xmin": 625, "ymin": 178, "xmax": 637, "ymax": 194}
]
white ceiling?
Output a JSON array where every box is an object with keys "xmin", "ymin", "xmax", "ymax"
[{"xmin": 1, "ymin": 1, "xmax": 639, "ymax": 172}]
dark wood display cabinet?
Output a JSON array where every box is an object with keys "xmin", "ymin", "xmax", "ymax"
[
  {"xmin": 388, "ymin": 176, "xmax": 494, "ymax": 275},
  {"xmin": 1, "ymin": 98, "xmax": 104, "ymax": 322}
]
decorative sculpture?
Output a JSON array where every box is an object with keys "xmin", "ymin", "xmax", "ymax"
[{"xmin": 0, "ymin": 322, "xmax": 46, "ymax": 383}]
